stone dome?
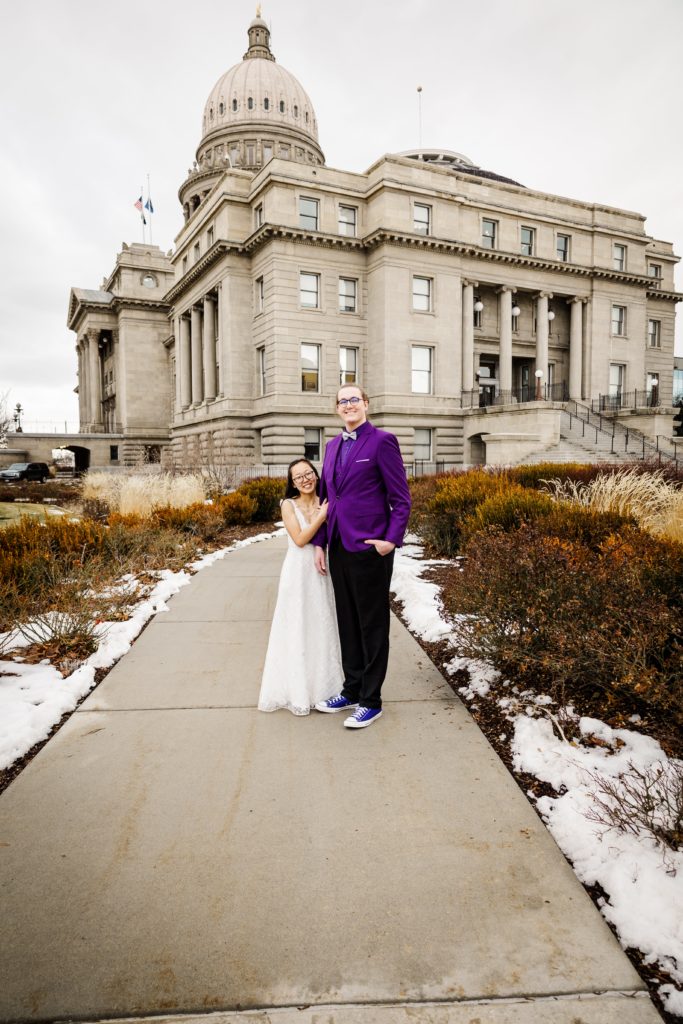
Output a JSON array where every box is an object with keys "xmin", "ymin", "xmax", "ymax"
[
  {"xmin": 201, "ymin": 42, "xmax": 320, "ymax": 146},
  {"xmin": 179, "ymin": 13, "xmax": 324, "ymax": 221},
  {"xmin": 396, "ymin": 148, "xmax": 525, "ymax": 188}
]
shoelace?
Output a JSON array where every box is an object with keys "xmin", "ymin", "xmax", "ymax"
[{"xmin": 353, "ymin": 707, "xmax": 369, "ymax": 719}]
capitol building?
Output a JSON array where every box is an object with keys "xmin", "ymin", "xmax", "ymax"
[{"xmin": 67, "ymin": 13, "xmax": 680, "ymax": 469}]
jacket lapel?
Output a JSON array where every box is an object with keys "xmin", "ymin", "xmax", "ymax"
[{"xmin": 336, "ymin": 423, "xmax": 374, "ymax": 492}]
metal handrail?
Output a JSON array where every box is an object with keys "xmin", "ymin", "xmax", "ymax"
[{"xmin": 564, "ymin": 400, "xmax": 679, "ymax": 467}]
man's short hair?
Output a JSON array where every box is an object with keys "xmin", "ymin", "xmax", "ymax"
[{"xmin": 336, "ymin": 383, "xmax": 369, "ymax": 404}]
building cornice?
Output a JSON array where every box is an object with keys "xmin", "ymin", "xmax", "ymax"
[{"xmin": 163, "ymin": 224, "xmax": 683, "ymax": 306}]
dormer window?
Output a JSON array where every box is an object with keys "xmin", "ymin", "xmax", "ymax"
[
  {"xmin": 264, "ymin": 97, "xmax": 270, "ymax": 110},
  {"xmin": 232, "ymin": 98, "xmax": 238, "ymax": 111},
  {"xmin": 248, "ymin": 97, "xmax": 254, "ymax": 110}
]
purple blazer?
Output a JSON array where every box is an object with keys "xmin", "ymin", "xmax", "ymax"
[{"xmin": 313, "ymin": 422, "xmax": 411, "ymax": 553}]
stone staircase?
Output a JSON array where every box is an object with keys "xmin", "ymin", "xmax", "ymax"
[{"xmin": 517, "ymin": 404, "xmax": 680, "ymax": 466}]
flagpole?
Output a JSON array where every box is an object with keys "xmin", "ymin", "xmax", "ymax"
[
  {"xmin": 147, "ymin": 172, "xmax": 153, "ymax": 244},
  {"xmin": 140, "ymin": 182, "xmax": 145, "ymax": 243}
]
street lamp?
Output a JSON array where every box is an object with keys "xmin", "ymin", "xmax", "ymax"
[
  {"xmin": 534, "ymin": 369, "xmax": 544, "ymax": 401},
  {"xmin": 13, "ymin": 403, "xmax": 23, "ymax": 433}
]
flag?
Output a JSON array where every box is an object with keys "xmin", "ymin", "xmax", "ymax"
[
  {"xmin": 145, "ymin": 197, "xmax": 154, "ymax": 214},
  {"xmin": 133, "ymin": 195, "xmax": 146, "ymax": 225}
]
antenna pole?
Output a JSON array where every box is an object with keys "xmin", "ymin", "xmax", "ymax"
[{"xmin": 417, "ymin": 86, "xmax": 423, "ymax": 150}]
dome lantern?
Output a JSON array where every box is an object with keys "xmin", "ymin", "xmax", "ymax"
[{"xmin": 244, "ymin": 8, "xmax": 275, "ymax": 62}]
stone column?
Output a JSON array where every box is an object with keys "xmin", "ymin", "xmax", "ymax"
[
  {"xmin": 191, "ymin": 306, "xmax": 203, "ymax": 405},
  {"xmin": 203, "ymin": 295, "xmax": 217, "ymax": 401},
  {"xmin": 462, "ymin": 281, "xmax": 475, "ymax": 393},
  {"xmin": 498, "ymin": 287, "xmax": 513, "ymax": 396},
  {"xmin": 88, "ymin": 331, "xmax": 102, "ymax": 428},
  {"xmin": 535, "ymin": 292, "xmax": 552, "ymax": 394},
  {"xmin": 568, "ymin": 298, "xmax": 584, "ymax": 400},
  {"xmin": 76, "ymin": 344, "xmax": 84, "ymax": 428},
  {"xmin": 179, "ymin": 316, "xmax": 192, "ymax": 408}
]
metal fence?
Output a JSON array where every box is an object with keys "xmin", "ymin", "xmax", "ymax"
[
  {"xmin": 591, "ymin": 390, "xmax": 662, "ymax": 413},
  {"xmin": 459, "ymin": 382, "xmax": 568, "ymax": 408}
]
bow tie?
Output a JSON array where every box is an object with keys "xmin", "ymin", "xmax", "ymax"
[{"xmin": 342, "ymin": 430, "xmax": 357, "ymax": 441}]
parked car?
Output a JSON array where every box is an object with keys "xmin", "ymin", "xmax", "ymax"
[{"xmin": 0, "ymin": 462, "xmax": 51, "ymax": 483}]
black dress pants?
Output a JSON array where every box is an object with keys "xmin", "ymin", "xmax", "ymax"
[{"xmin": 328, "ymin": 538, "xmax": 395, "ymax": 709}]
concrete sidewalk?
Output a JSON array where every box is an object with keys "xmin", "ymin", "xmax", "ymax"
[{"xmin": 0, "ymin": 536, "xmax": 661, "ymax": 1023}]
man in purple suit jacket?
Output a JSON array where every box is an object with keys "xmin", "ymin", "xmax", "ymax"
[{"xmin": 313, "ymin": 384, "xmax": 411, "ymax": 728}]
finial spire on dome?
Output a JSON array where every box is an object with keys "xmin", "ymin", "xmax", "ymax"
[{"xmin": 244, "ymin": 9, "xmax": 275, "ymax": 61}]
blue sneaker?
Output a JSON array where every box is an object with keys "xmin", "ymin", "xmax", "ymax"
[
  {"xmin": 315, "ymin": 694, "xmax": 359, "ymax": 713},
  {"xmin": 344, "ymin": 706, "xmax": 383, "ymax": 729}
]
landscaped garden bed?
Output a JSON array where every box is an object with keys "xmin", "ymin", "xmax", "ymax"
[{"xmin": 397, "ymin": 461, "xmax": 683, "ymax": 1022}]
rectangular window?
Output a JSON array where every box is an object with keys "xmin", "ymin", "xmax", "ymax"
[
  {"xmin": 338, "ymin": 205, "xmax": 357, "ymax": 236},
  {"xmin": 254, "ymin": 203, "xmax": 263, "ymax": 228},
  {"xmin": 412, "ymin": 276, "xmax": 432, "ymax": 312},
  {"xmin": 262, "ymin": 142, "xmax": 273, "ymax": 163},
  {"xmin": 256, "ymin": 276, "xmax": 264, "ymax": 314},
  {"xmin": 258, "ymin": 347, "xmax": 266, "ymax": 395},
  {"xmin": 301, "ymin": 343, "xmax": 320, "ymax": 392},
  {"xmin": 414, "ymin": 203, "xmax": 431, "ymax": 235},
  {"xmin": 609, "ymin": 363, "xmax": 625, "ymax": 398},
  {"xmin": 412, "ymin": 346, "xmax": 432, "ymax": 394},
  {"xmin": 611, "ymin": 304, "xmax": 626, "ymax": 336},
  {"xmin": 557, "ymin": 234, "xmax": 570, "ymax": 262},
  {"xmin": 300, "ymin": 272, "xmax": 320, "ymax": 308},
  {"xmin": 194, "ymin": 242, "xmax": 201, "ymax": 263},
  {"xmin": 648, "ymin": 263, "xmax": 662, "ymax": 288},
  {"xmin": 246, "ymin": 142, "xmax": 256, "ymax": 164},
  {"xmin": 182, "ymin": 255, "xmax": 188, "ymax": 274},
  {"xmin": 109, "ymin": 445, "xmax": 119, "ymax": 462},
  {"xmin": 339, "ymin": 277, "xmax": 357, "ymax": 313},
  {"xmin": 482, "ymin": 218, "xmax": 497, "ymax": 249},
  {"xmin": 613, "ymin": 243, "xmax": 627, "ymax": 271},
  {"xmin": 279, "ymin": 144, "xmax": 290, "ymax": 159},
  {"xmin": 339, "ymin": 346, "xmax": 358, "ymax": 385},
  {"xmin": 229, "ymin": 143, "xmax": 240, "ymax": 166},
  {"xmin": 414, "ymin": 428, "xmax": 432, "ymax": 461},
  {"xmin": 304, "ymin": 428, "xmax": 322, "ymax": 462},
  {"xmin": 648, "ymin": 319, "xmax": 661, "ymax": 348},
  {"xmin": 207, "ymin": 226, "xmax": 214, "ymax": 247},
  {"xmin": 299, "ymin": 196, "xmax": 319, "ymax": 230},
  {"xmin": 521, "ymin": 226, "xmax": 535, "ymax": 256}
]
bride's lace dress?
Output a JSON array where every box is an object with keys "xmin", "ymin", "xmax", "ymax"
[{"xmin": 258, "ymin": 499, "xmax": 343, "ymax": 715}]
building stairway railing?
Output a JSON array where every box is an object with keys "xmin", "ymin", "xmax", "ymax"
[{"xmin": 563, "ymin": 401, "xmax": 680, "ymax": 467}]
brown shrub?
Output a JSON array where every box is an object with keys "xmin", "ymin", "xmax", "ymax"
[
  {"xmin": 216, "ymin": 492, "xmax": 258, "ymax": 526},
  {"xmin": 419, "ymin": 470, "xmax": 509, "ymax": 556},
  {"xmin": 444, "ymin": 524, "xmax": 682, "ymax": 722},
  {"xmin": 236, "ymin": 477, "xmax": 286, "ymax": 522}
]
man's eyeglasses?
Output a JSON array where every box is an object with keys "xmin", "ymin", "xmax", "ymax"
[
  {"xmin": 337, "ymin": 396, "xmax": 363, "ymax": 407},
  {"xmin": 292, "ymin": 471, "xmax": 316, "ymax": 485}
]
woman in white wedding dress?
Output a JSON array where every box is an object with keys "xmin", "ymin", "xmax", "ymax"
[{"xmin": 258, "ymin": 459, "xmax": 343, "ymax": 715}]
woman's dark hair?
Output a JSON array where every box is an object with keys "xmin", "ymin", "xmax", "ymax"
[{"xmin": 284, "ymin": 458, "xmax": 320, "ymax": 499}]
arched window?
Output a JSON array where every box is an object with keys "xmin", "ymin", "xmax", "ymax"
[
  {"xmin": 264, "ymin": 97, "xmax": 270, "ymax": 110},
  {"xmin": 232, "ymin": 98, "xmax": 238, "ymax": 111},
  {"xmin": 279, "ymin": 100, "xmax": 285, "ymax": 113},
  {"xmin": 219, "ymin": 102, "xmax": 224, "ymax": 115},
  {"xmin": 293, "ymin": 104, "xmax": 299, "ymax": 117},
  {"xmin": 248, "ymin": 96, "xmax": 254, "ymax": 110},
  {"xmin": 305, "ymin": 111, "xmax": 309, "ymax": 123},
  {"xmin": 209, "ymin": 107, "xmax": 214, "ymax": 120}
]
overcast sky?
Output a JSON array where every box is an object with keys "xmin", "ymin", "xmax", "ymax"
[{"xmin": 1, "ymin": 0, "xmax": 682, "ymax": 430}]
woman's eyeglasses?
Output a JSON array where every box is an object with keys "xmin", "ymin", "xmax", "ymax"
[
  {"xmin": 292, "ymin": 471, "xmax": 317, "ymax": 485},
  {"xmin": 337, "ymin": 396, "xmax": 362, "ymax": 407}
]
